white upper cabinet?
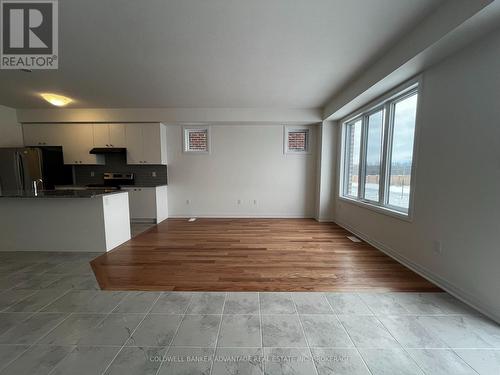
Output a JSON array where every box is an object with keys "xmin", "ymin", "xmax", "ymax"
[
  {"xmin": 60, "ymin": 124, "xmax": 104, "ymax": 165},
  {"xmin": 92, "ymin": 125, "xmax": 109, "ymax": 148},
  {"xmin": 125, "ymin": 123, "xmax": 167, "ymax": 165},
  {"xmin": 142, "ymin": 124, "xmax": 164, "ymax": 164},
  {"xmin": 24, "ymin": 123, "xmax": 102, "ymax": 164},
  {"xmin": 23, "ymin": 123, "xmax": 165, "ymax": 166},
  {"xmin": 23, "ymin": 124, "xmax": 64, "ymax": 146},
  {"xmin": 124, "ymin": 124, "xmax": 143, "ymax": 164},
  {"xmin": 109, "ymin": 124, "xmax": 126, "ymax": 147},
  {"xmin": 92, "ymin": 124, "xmax": 126, "ymax": 148}
]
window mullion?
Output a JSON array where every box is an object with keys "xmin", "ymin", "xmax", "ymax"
[
  {"xmin": 379, "ymin": 103, "xmax": 389, "ymax": 205},
  {"xmin": 342, "ymin": 125, "xmax": 350, "ymax": 196},
  {"xmin": 358, "ymin": 115, "xmax": 368, "ymax": 200}
]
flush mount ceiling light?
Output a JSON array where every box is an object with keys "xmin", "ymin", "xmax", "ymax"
[{"xmin": 40, "ymin": 93, "xmax": 73, "ymax": 107}]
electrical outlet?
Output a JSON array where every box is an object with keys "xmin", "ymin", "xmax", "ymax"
[
  {"xmin": 433, "ymin": 240, "xmax": 443, "ymax": 254},
  {"xmin": 152, "ymin": 171, "xmax": 157, "ymax": 177}
]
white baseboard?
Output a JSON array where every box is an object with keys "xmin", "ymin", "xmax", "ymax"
[
  {"xmin": 335, "ymin": 219, "xmax": 500, "ymax": 324},
  {"xmin": 167, "ymin": 214, "xmax": 314, "ymax": 219}
]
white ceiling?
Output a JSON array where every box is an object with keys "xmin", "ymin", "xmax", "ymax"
[{"xmin": 0, "ymin": 0, "xmax": 443, "ymax": 109}]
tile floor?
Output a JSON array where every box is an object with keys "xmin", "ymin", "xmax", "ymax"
[{"xmin": 0, "ymin": 252, "xmax": 499, "ymax": 374}]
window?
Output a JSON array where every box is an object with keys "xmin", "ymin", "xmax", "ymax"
[
  {"xmin": 284, "ymin": 127, "xmax": 310, "ymax": 154},
  {"xmin": 341, "ymin": 84, "xmax": 419, "ymax": 215},
  {"xmin": 343, "ymin": 119, "xmax": 362, "ymax": 197},
  {"xmin": 363, "ymin": 109, "xmax": 384, "ymax": 202},
  {"xmin": 387, "ymin": 94, "xmax": 418, "ymax": 209},
  {"xmin": 184, "ymin": 127, "xmax": 209, "ymax": 153}
]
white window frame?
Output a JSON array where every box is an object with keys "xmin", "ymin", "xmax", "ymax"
[
  {"xmin": 284, "ymin": 126, "xmax": 310, "ymax": 154},
  {"xmin": 342, "ymin": 118, "xmax": 363, "ymax": 198},
  {"xmin": 339, "ymin": 78, "xmax": 421, "ymax": 220},
  {"xmin": 183, "ymin": 126, "xmax": 211, "ymax": 154}
]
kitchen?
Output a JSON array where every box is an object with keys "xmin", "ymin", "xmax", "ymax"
[{"xmin": 0, "ymin": 122, "xmax": 168, "ymax": 252}]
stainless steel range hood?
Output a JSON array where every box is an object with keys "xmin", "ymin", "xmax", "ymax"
[{"xmin": 89, "ymin": 147, "xmax": 126, "ymax": 154}]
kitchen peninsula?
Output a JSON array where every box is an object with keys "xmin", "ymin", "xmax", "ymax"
[{"xmin": 0, "ymin": 190, "xmax": 130, "ymax": 252}]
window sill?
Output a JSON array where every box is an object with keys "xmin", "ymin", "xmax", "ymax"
[
  {"xmin": 338, "ymin": 196, "xmax": 413, "ymax": 223},
  {"xmin": 284, "ymin": 151, "xmax": 311, "ymax": 155},
  {"xmin": 183, "ymin": 150, "xmax": 210, "ymax": 154}
]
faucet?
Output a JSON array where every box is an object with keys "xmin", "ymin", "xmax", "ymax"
[{"xmin": 33, "ymin": 179, "xmax": 43, "ymax": 196}]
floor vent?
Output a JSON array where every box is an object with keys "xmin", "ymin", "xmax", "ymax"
[
  {"xmin": 188, "ymin": 218, "xmax": 197, "ymax": 222},
  {"xmin": 347, "ymin": 235, "xmax": 362, "ymax": 243}
]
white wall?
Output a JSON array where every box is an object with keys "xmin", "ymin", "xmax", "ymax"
[
  {"xmin": 167, "ymin": 124, "xmax": 317, "ymax": 218},
  {"xmin": 0, "ymin": 105, "xmax": 23, "ymax": 147},
  {"xmin": 333, "ymin": 28, "xmax": 500, "ymax": 322},
  {"xmin": 315, "ymin": 121, "xmax": 338, "ymax": 221}
]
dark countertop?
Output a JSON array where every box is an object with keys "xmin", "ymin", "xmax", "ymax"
[
  {"xmin": 120, "ymin": 184, "xmax": 168, "ymax": 188},
  {"xmin": 55, "ymin": 184, "xmax": 168, "ymax": 190},
  {"xmin": 0, "ymin": 189, "xmax": 128, "ymax": 199}
]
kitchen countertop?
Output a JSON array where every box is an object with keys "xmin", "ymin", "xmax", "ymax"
[
  {"xmin": 120, "ymin": 184, "xmax": 168, "ymax": 188},
  {"xmin": 55, "ymin": 184, "xmax": 168, "ymax": 190},
  {"xmin": 0, "ymin": 189, "xmax": 127, "ymax": 198}
]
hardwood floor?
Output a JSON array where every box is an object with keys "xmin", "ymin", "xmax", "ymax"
[{"xmin": 91, "ymin": 218, "xmax": 440, "ymax": 292}]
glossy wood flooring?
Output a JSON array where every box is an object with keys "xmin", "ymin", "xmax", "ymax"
[{"xmin": 91, "ymin": 219, "xmax": 440, "ymax": 292}]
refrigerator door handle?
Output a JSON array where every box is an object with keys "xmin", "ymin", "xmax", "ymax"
[
  {"xmin": 14, "ymin": 152, "xmax": 22, "ymax": 190},
  {"xmin": 17, "ymin": 152, "xmax": 26, "ymax": 190}
]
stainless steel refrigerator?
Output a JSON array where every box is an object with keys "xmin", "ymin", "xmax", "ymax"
[{"xmin": 0, "ymin": 147, "xmax": 73, "ymax": 193}]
